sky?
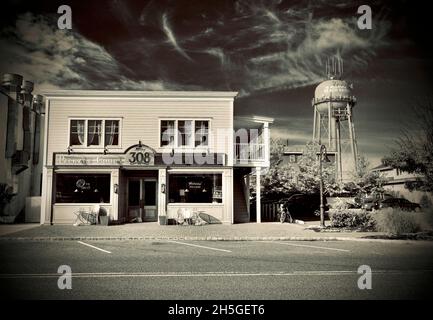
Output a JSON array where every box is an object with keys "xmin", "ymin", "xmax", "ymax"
[{"xmin": 1, "ymin": 0, "xmax": 432, "ymax": 167}]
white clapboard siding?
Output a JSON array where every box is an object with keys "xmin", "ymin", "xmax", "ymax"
[{"xmin": 46, "ymin": 97, "xmax": 234, "ymax": 166}]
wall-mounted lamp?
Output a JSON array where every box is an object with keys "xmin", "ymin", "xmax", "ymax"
[
  {"xmin": 113, "ymin": 183, "xmax": 119, "ymax": 194},
  {"xmin": 161, "ymin": 183, "xmax": 166, "ymax": 194},
  {"xmin": 104, "ymin": 146, "xmax": 108, "ymax": 155},
  {"xmin": 67, "ymin": 145, "xmax": 73, "ymax": 154}
]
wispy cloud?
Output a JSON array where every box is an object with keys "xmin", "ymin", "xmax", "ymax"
[
  {"xmin": 0, "ymin": 13, "xmax": 177, "ymax": 92},
  {"xmin": 162, "ymin": 13, "xmax": 192, "ymax": 61}
]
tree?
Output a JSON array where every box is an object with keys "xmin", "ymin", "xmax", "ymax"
[
  {"xmin": 294, "ymin": 141, "xmax": 337, "ymax": 195},
  {"xmin": 259, "ymin": 138, "xmax": 298, "ymax": 199},
  {"xmin": 382, "ymin": 101, "xmax": 433, "ymax": 192},
  {"xmin": 259, "ymin": 140, "xmax": 337, "ymax": 200},
  {"xmin": 346, "ymin": 155, "xmax": 386, "ymax": 196}
]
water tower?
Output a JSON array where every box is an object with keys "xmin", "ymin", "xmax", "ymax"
[{"xmin": 312, "ymin": 57, "xmax": 358, "ymax": 182}]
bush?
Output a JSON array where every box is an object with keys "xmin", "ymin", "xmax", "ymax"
[
  {"xmin": 371, "ymin": 208, "xmax": 433, "ymax": 235},
  {"xmin": 419, "ymin": 195, "xmax": 433, "ymax": 209},
  {"xmin": 329, "ymin": 209, "xmax": 374, "ymax": 230},
  {"xmin": 328, "ymin": 197, "xmax": 350, "ymax": 210}
]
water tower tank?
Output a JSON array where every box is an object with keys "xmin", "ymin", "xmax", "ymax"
[{"xmin": 313, "ymin": 79, "xmax": 356, "ymax": 114}]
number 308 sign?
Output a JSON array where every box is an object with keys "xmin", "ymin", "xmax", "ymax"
[{"xmin": 127, "ymin": 147, "xmax": 154, "ymax": 165}]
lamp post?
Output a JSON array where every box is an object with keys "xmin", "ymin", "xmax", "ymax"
[{"xmin": 319, "ymin": 144, "xmax": 330, "ymax": 227}]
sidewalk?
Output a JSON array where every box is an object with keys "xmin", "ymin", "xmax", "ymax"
[
  {"xmin": 0, "ymin": 223, "xmax": 39, "ymax": 237},
  {"xmin": 0, "ymin": 221, "xmax": 392, "ymax": 241}
]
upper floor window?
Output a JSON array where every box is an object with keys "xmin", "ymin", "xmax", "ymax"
[
  {"xmin": 195, "ymin": 120, "xmax": 209, "ymax": 147},
  {"xmin": 160, "ymin": 120, "xmax": 175, "ymax": 147},
  {"xmin": 69, "ymin": 119, "xmax": 120, "ymax": 147},
  {"xmin": 160, "ymin": 120, "xmax": 209, "ymax": 148}
]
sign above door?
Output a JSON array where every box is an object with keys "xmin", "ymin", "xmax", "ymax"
[{"xmin": 54, "ymin": 143, "xmax": 155, "ymax": 166}]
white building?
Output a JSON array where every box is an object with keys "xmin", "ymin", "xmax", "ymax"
[{"xmin": 40, "ymin": 90, "xmax": 273, "ymax": 225}]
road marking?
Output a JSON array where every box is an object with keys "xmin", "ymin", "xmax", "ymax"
[
  {"xmin": 166, "ymin": 240, "xmax": 232, "ymax": 253},
  {"xmin": 262, "ymin": 241, "xmax": 350, "ymax": 252},
  {"xmin": 77, "ymin": 241, "xmax": 111, "ymax": 254},
  {"xmin": 1, "ymin": 270, "xmax": 432, "ymax": 279}
]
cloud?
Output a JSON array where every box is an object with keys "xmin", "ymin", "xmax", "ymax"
[
  {"xmin": 162, "ymin": 13, "xmax": 192, "ymax": 61},
  {"xmin": 204, "ymin": 48, "xmax": 226, "ymax": 65},
  {"xmin": 177, "ymin": 0, "xmax": 391, "ymax": 95},
  {"xmin": 0, "ymin": 13, "xmax": 172, "ymax": 93}
]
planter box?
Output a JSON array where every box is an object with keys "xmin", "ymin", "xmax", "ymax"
[
  {"xmin": 99, "ymin": 216, "xmax": 109, "ymax": 226},
  {"xmin": 159, "ymin": 216, "xmax": 167, "ymax": 225}
]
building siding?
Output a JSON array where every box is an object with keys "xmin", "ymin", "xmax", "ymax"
[{"xmin": 46, "ymin": 99, "xmax": 234, "ymax": 165}]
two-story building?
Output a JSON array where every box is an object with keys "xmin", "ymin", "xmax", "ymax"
[{"xmin": 40, "ymin": 90, "xmax": 273, "ymax": 225}]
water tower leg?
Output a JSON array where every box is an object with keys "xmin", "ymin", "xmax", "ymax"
[
  {"xmin": 313, "ymin": 106, "xmax": 317, "ymax": 141},
  {"xmin": 347, "ymin": 104, "xmax": 358, "ymax": 168},
  {"xmin": 330, "ymin": 116, "xmax": 337, "ymax": 152},
  {"xmin": 336, "ymin": 119, "xmax": 343, "ymax": 183}
]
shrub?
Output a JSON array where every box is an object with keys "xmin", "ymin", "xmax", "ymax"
[
  {"xmin": 371, "ymin": 208, "xmax": 431, "ymax": 235},
  {"xmin": 328, "ymin": 197, "xmax": 350, "ymax": 210},
  {"xmin": 329, "ymin": 209, "xmax": 374, "ymax": 230},
  {"xmin": 419, "ymin": 195, "xmax": 433, "ymax": 210}
]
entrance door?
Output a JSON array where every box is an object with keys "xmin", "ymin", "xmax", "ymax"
[{"xmin": 127, "ymin": 178, "xmax": 158, "ymax": 222}]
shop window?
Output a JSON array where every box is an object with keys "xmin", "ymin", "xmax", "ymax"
[
  {"xmin": 168, "ymin": 174, "xmax": 222, "ymax": 203},
  {"xmin": 55, "ymin": 174, "xmax": 110, "ymax": 203}
]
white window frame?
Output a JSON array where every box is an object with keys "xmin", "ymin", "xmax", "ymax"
[
  {"xmin": 68, "ymin": 118, "xmax": 122, "ymax": 150},
  {"xmin": 167, "ymin": 170, "xmax": 224, "ymax": 205},
  {"xmin": 159, "ymin": 119, "xmax": 211, "ymax": 149}
]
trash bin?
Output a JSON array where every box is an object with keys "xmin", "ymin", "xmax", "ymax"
[{"xmin": 158, "ymin": 215, "xmax": 167, "ymax": 225}]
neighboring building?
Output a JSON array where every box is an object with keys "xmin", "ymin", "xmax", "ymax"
[
  {"xmin": 371, "ymin": 164, "xmax": 432, "ymax": 204},
  {"xmin": 0, "ymin": 73, "xmax": 45, "ymax": 223},
  {"xmin": 282, "ymin": 145, "xmax": 337, "ymax": 168},
  {"xmin": 40, "ymin": 90, "xmax": 273, "ymax": 225}
]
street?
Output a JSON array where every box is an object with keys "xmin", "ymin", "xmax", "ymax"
[{"xmin": 1, "ymin": 239, "xmax": 433, "ymax": 299}]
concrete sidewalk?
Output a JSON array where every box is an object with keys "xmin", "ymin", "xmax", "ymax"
[
  {"xmin": 0, "ymin": 223, "xmax": 39, "ymax": 237},
  {"xmin": 0, "ymin": 221, "xmax": 390, "ymax": 241}
]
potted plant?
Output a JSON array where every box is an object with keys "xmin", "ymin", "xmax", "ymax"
[
  {"xmin": 0, "ymin": 184, "xmax": 15, "ymax": 222},
  {"xmin": 98, "ymin": 207, "xmax": 109, "ymax": 226}
]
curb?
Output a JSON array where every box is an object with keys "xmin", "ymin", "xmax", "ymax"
[{"xmin": 0, "ymin": 236, "xmax": 421, "ymax": 243}]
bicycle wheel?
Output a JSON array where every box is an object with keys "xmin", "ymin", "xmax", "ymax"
[{"xmin": 280, "ymin": 212, "xmax": 286, "ymax": 223}]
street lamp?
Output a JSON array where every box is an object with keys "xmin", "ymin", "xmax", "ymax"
[{"xmin": 319, "ymin": 144, "xmax": 330, "ymax": 227}]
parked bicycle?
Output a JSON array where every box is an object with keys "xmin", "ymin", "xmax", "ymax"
[{"xmin": 276, "ymin": 203, "xmax": 293, "ymax": 223}]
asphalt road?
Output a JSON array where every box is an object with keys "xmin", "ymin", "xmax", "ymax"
[{"xmin": 0, "ymin": 239, "xmax": 432, "ymax": 300}]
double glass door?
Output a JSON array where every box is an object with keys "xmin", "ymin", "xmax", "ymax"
[{"xmin": 128, "ymin": 178, "xmax": 157, "ymax": 222}]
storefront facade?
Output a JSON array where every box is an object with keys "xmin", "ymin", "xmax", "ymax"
[{"xmin": 40, "ymin": 91, "xmax": 271, "ymax": 225}]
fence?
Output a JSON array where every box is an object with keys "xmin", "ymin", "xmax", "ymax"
[{"xmin": 251, "ymin": 201, "xmax": 280, "ymax": 222}]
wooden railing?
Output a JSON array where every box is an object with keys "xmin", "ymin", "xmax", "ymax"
[{"xmin": 234, "ymin": 143, "xmax": 265, "ymax": 163}]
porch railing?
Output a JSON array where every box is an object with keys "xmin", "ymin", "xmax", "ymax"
[{"xmin": 234, "ymin": 143, "xmax": 265, "ymax": 163}]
